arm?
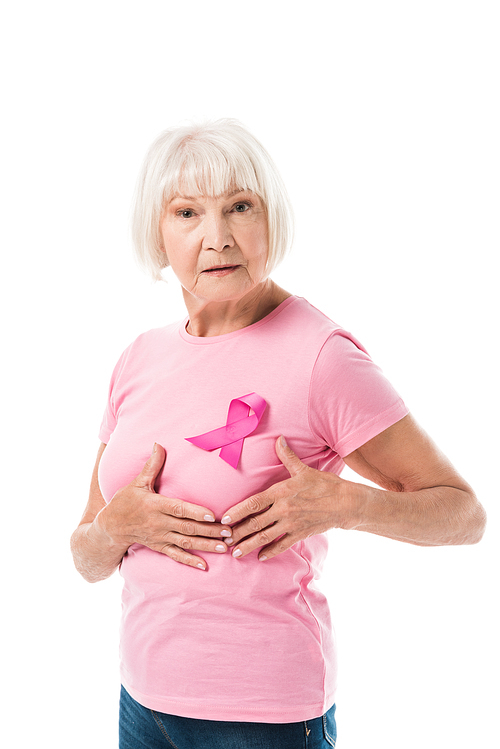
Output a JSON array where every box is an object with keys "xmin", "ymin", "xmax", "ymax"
[
  {"xmin": 342, "ymin": 413, "xmax": 486, "ymax": 546},
  {"xmin": 70, "ymin": 443, "xmax": 129, "ymax": 583},
  {"xmin": 70, "ymin": 443, "xmax": 232, "ymax": 583},
  {"xmin": 222, "ymin": 414, "xmax": 487, "ymax": 560}
]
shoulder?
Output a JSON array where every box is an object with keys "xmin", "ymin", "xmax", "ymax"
[
  {"xmin": 133, "ymin": 320, "xmax": 179, "ymax": 348},
  {"xmin": 122, "ymin": 320, "xmax": 180, "ymax": 358},
  {"xmin": 282, "ymin": 296, "xmax": 342, "ymax": 332},
  {"xmin": 108, "ymin": 321, "xmax": 181, "ymax": 383},
  {"xmin": 281, "ymin": 297, "xmax": 369, "ymax": 358},
  {"xmin": 264, "ymin": 296, "xmax": 346, "ymax": 347}
]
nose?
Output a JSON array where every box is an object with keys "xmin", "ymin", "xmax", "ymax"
[{"xmin": 201, "ymin": 212, "xmax": 235, "ymax": 252}]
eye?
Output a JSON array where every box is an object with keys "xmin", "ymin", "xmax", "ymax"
[
  {"xmin": 177, "ymin": 209, "xmax": 195, "ymax": 219},
  {"xmin": 232, "ymin": 201, "xmax": 252, "ymax": 213}
]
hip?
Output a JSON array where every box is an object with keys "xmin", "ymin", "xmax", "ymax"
[{"xmin": 119, "ymin": 686, "xmax": 337, "ymax": 749}]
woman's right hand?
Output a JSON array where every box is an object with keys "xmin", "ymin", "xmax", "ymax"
[{"xmin": 97, "ymin": 443, "xmax": 232, "ymax": 570}]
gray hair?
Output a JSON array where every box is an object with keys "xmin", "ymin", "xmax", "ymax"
[{"xmin": 131, "ymin": 119, "xmax": 294, "ymax": 281}]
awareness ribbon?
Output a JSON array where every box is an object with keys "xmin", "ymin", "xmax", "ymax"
[{"xmin": 185, "ymin": 392, "xmax": 267, "ymax": 469}]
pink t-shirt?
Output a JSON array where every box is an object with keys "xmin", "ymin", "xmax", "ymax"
[{"xmin": 98, "ymin": 296, "xmax": 408, "ymax": 722}]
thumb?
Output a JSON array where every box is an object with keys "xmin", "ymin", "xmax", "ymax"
[
  {"xmin": 275, "ymin": 436, "xmax": 307, "ymax": 477},
  {"xmin": 135, "ymin": 443, "xmax": 166, "ymax": 492}
]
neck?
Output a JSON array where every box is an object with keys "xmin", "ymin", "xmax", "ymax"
[{"xmin": 183, "ymin": 280, "xmax": 291, "ymax": 337}]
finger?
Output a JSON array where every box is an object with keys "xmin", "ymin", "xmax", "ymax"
[
  {"xmin": 225, "ymin": 510, "xmax": 277, "ymax": 546},
  {"xmin": 257, "ymin": 534, "xmax": 297, "ymax": 562},
  {"xmin": 134, "ymin": 443, "xmax": 167, "ymax": 492},
  {"xmin": 162, "ymin": 532, "xmax": 229, "ymax": 555},
  {"xmin": 230, "ymin": 524, "xmax": 285, "ymax": 560},
  {"xmin": 221, "ymin": 491, "xmax": 273, "ymax": 526},
  {"xmin": 153, "ymin": 496, "xmax": 220, "ymax": 527},
  {"xmin": 161, "ymin": 514, "xmax": 231, "ymax": 539},
  {"xmin": 159, "ymin": 543, "xmax": 208, "ymax": 571},
  {"xmin": 275, "ymin": 435, "xmax": 308, "ymax": 477}
]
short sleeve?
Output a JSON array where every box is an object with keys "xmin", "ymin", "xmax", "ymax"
[
  {"xmin": 98, "ymin": 345, "xmax": 131, "ymax": 444},
  {"xmin": 309, "ymin": 331, "xmax": 409, "ymax": 458}
]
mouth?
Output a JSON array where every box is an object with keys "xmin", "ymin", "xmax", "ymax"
[{"xmin": 201, "ymin": 265, "xmax": 240, "ymax": 277}]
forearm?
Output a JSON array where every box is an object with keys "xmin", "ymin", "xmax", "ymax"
[
  {"xmin": 70, "ymin": 510, "xmax": 130, "ymax": 583},
  {"xmin": 347, "ymin": 481, "xmax": 486, "ymax": 546}
]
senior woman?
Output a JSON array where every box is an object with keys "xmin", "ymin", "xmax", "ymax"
[{"xmin": 71, "ymin": 119, "xmax": 486, "ymax": 749}]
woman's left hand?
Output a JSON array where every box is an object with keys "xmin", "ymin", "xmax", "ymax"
[
  {"xmin": 222, "ymin": 415, "xmax": 487, "ymax": 556},
  {"xmin": 222, "ymin": 436, "xmax": 354, "ymax": 561}
]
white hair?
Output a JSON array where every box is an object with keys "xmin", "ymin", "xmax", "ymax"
[{"xmin": 131, "ymin": 119, "xmax": 294, "ymax": 281}]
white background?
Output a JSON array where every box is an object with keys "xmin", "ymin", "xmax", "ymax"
[{"xmin": 2, "ymin": 1, "xmax": 499, "ymax": 747}]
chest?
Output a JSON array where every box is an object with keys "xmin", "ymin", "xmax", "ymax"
[{"xmin": 98, "ymin": 345, "xmax": 330, "ymax": 518}]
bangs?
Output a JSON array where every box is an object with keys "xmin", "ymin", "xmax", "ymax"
[{"xmin": 163, "ymin": 139, "xmax": 263, "ymax": 202}]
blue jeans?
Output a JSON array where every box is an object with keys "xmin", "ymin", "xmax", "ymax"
[{"xmin": 119, "ymin": 686, "xmax": 337, "ymax": 749}]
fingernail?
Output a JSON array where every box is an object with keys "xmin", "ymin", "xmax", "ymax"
[
  {"xmin": 220, "ymin": 530, "xmax": 232, "ymax": 537},
  {"xmin": 280, "ymin": 436, "xmax": 287, "ymax": 448},
  {"xmin": 153, "ymin": 443, "xmax": 157, "ymax": 454},
  {"xmin": 232, "ymin": 549, "xmax": 242, "ymax": 558},
  {"xmin": 215, "ymin": 544, "xmax": 226, "ymax": 552},
  {"xmin": 223, "ymin": 537, "xmax": 233, "ymax": 545},
  {"xmin": 221, "ymin": 515, "xmax": 232, "ymax": 524},
  {"xmin": 197, "ymin": 563, "xmax": 206, "ymax": 570},
  {"xmin": 259, "ymin": 555, "xmax": 268, "ymax": 562},
  {"xmin": 204, "ymin": 514, "xmax": 215, "ymax": 522}
]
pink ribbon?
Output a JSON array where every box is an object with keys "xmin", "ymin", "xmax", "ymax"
[{"xmin": 185, "ymin": 392, "xmax": 267, "ymax": 469}]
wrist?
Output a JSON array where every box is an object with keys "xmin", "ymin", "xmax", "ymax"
[
  {"xmin": 93, "ymin": 502, "xmax": 131, "ymax": 555},
  {"xmin": 337, "ymin": 477, "xmax": 373, "ymax": 531}
]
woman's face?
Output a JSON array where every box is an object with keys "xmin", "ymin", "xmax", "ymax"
[{"xmin": 160, "ymin": 189, "xmax": 269, "ymax": 305}]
